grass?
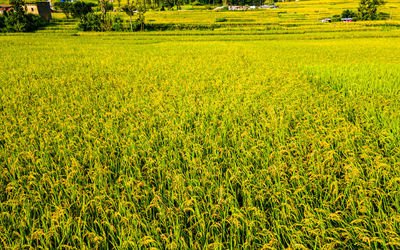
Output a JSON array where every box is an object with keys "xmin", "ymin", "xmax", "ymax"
[{"xmin": 0, "ymin": 31, "xmax": 399, "ymax": 248}]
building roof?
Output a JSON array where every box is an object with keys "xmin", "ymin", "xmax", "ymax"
[{"xmin": 0, "ymin": 4, "xmax": 12, "ymax": 8}]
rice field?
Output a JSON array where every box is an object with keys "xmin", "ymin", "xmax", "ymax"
[
  {"xmin": 0, "ymin": 30, "xmax": 399, "ymax": 248},
  {"xmin": 1, "ymin": 0, "xmax": 400, "ymax": 248}
]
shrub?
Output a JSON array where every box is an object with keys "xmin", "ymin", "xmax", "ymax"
[
  {"xmin": 216, "ymin": 18, "xmax": 227, "ymax": 22},
  {"xmin": 342, "ymin": 9, "xmax": 357, "ymax": 18},
  {"xmin": 358, "ymin": 0, "xmax": 385, "ymax": 20},
  {"xmin": 24, "ymin": 13, "xmax": 46, "ymax": 31},
  {"xmin": 0, "ymin": 15, "xmax": 5, "ymax": 32},
  {"xmin": 332, "ymin": 14, "xmax": 341, "ymax": 22},
  {"xmin": 105, "ymin": 2, "xmax": 114, "ymax": 11},
  {"xmin": 78, "ymin": 13, "xmax": 102, "ymax": 31},
  {"xmin": 111, "ymin": 15, "xmax": 125, "ymax": 31},
  {"xmin": 2, "ymin": 12, "xmax": 46, "ymax": 32},
  {"xmin": 71, "ymin": 1, "xmax": 95, "ymax": 19}
]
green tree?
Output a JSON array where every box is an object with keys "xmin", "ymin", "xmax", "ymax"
[
  {"xmin": 123, "ymin": 0, "xmax": 136, "ymax": 31},
  {"xmin": 71, "ymin": 1, "xmax": 95, "ymax": 19},
  {"xmin": 136, "ymin": 4, "xmax": 146, "ymax": 31},
  {"xmin": 358, "ymin": 0, "xmax": 385, "ymax": 20},
  {"xmin": 99, "ymin": 0, "xmax": 108, "ymax": 16},
  {"xmin": 342, "ymin": 9, "xmax": 357, "ymax": 18},
  {"xmin": 9, "ymin": 0, "xmax": 25, "ymax": 17},
  {"xmin": 123, "ymin": 0, "xmax": 146, "ymax": 31},
  {"xmin": 163, "ymin": 0, "xmax": 174, "ymax": 10},
  {"xmin": 8, "ymin": 0, "xmax": 26, "ymax": 31},
  {"xmin": 54, "ymin": 2, "xmax": 73, "ymax": 19}
]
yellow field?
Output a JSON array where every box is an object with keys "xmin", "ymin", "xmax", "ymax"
[{"xmin": 1, "ymin": 0, "xmax": 400, "ymax": 249}]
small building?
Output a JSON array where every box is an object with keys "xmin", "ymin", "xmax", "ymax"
[
  {"xmin": 320, "ymin": 18, "xmax": 331, "ymax": 23},
  {"xmin": 25, "ymin": 2, "xmax": 52, "ymax": 21},
  {"xmin": 214, "ymin": 6, "xmax": 225, "ymax": 10},
  {"xmin": 259, "ymin": 5, "xmax": 278, "ymax": 9},
  {"xmin": 0, "ymin": 4, "xmax": 12, "ymax": 14},
  {"xmin": 341, "ymin": 18, "xmax": 353, "ymax": 22}
]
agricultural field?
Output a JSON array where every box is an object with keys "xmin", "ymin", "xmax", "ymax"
[
  {"xmin": 1, "ymin": 0, "xmax": 400, "ymax": 249},
  {"xmin": 1, "ymin": 30, "xmax": 400, "ymax": 248}
]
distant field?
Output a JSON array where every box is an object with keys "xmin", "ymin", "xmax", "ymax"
[
  {"xmin": 1, "ymin": 0, "xmax": 400, "ymax": 22},
  {"xmin": 1, "ymin": 29, "xmax": 400, "ymax": 248}
]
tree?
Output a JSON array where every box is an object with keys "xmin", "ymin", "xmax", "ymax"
[
  {"xmin": 342, "ymin": 9, "xmax": 357, "ymax": 18},
  {"xmin": 123, "ymin": 0, "xmax": 136, "ymax": 31},
  {"xmin": 8, "ymin": 0, "xmax": 26, "ymax": 31},
  {"xmin": 175, "ymin": 0, "xmax": 181, "ymax": 10},
  {"xmin": 163, "ymin": 0, "xmax": 174, "ymax": 10},
  {"xmin": 136, "ymin": 4, "xmax": 146, "ymax": 31},
  {"xmin": 54, "ymin": 2, "xmax": 73, "ymax": 19},
  {"xmin": 358, "ymin": 0, "xmax": 385, "ymax": 20},
  {"xmin": 5, "ymin": 0, "xmax": 47, "ymax": 32},
  {"xmin": 71, "ymin": 1, "xmax": 95, "ymax": 19},
  {"xmin": 99, "ymin": 0, "xmax": 108, "ymax": 16},
  {"xmin": 123, "ymin": 0, "xmax": 146, "ymax": 31},
  {"xmin": 9, "ymin": 0, "xmax": 25, "ymax": 17}
]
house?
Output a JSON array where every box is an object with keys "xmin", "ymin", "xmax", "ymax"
[
  {"xmin": 341, "ymin": 18, "xmax": 353, "ymax": 22},
  {"xmin": 0, "ymin": 4, "xmax": 12, "ymax": 14},
  {"xmin": 320, "ymin": 18, "xmax": 331, "ymax": 23},
  {"xmin": 228, "ymin": 6, "xmax": 247, "ymax": 10},
  {"xmin": 225, "ymin": 5, "xmax": 278, "ymax": 11},
  {"xmin": 259, "ymin": 5, "xmax": 278, "ymax": 9},
  {"xmin": 214, "ymin": 6, "xmax": 225, "ymax": 10},
  {"xmin": 25, "ymin": 2, "xmax": 52, "ymax": 20}
]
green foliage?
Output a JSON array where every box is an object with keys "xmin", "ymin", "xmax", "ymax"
[
  {"xmin": 104, "ymin": 1, "xmax": 114, "ymax": 11},
  {"xmin": 341, "ymin": 9, "xmax": 357, "ymax": 19},
  {"xmin": 9, "ymin": 0, "xmax": 25, "ymax": 16},
  {"xmin": 53, "ymin": 1, "xmax": 95, "ymax": 19},
  {"xmin": 122, "ymin": 0, "xmax": 146, "ymax": 31},
  {"xmin": 0, "ymin": 15, "xmax": 4, "ymax": 31},
  {"xmin": 331, "ymin": 14, "xmax": 341, "ymax": 22},
  {"xmin": 358, "ymin": 0, "xmax": 385, "ymax": 20},
  {"xmin": 53, "ymin": 2, "xmax": 73, "ymax": 18},
  {"xmin": 78, "ymin": 12, "xmax": 102, "ymax": 31},
  {"xmin": 163, "ymin": 0, "xmax": 174, "ymax": 10},
  {"xmin": 78, "ymin": 12, "xmax": 127, "ymax": 31},
  {"xmin": 0, "ymin": 1, "xmax": 47, "ymax": 32},
  {"xmin": 111, "ymin": 15, "xmax": 125, "ymax": 31},
  {"xmin": 71, "ymin": 1, "xmax": 95, "ymax": 18}
]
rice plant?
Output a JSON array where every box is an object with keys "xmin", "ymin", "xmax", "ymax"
[{"xmin": 0, "ymin": 25, "xmax": 399, "ymax": 249}]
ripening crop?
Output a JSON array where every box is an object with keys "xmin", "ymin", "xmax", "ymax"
[{"xmin": 0, "ymin": 33, "xmax": 399, "ymax": 248}]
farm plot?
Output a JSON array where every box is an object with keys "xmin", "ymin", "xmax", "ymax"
[{"xmin": 0, "ymin": 33, "xmax": 399, "ymax": 248}]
